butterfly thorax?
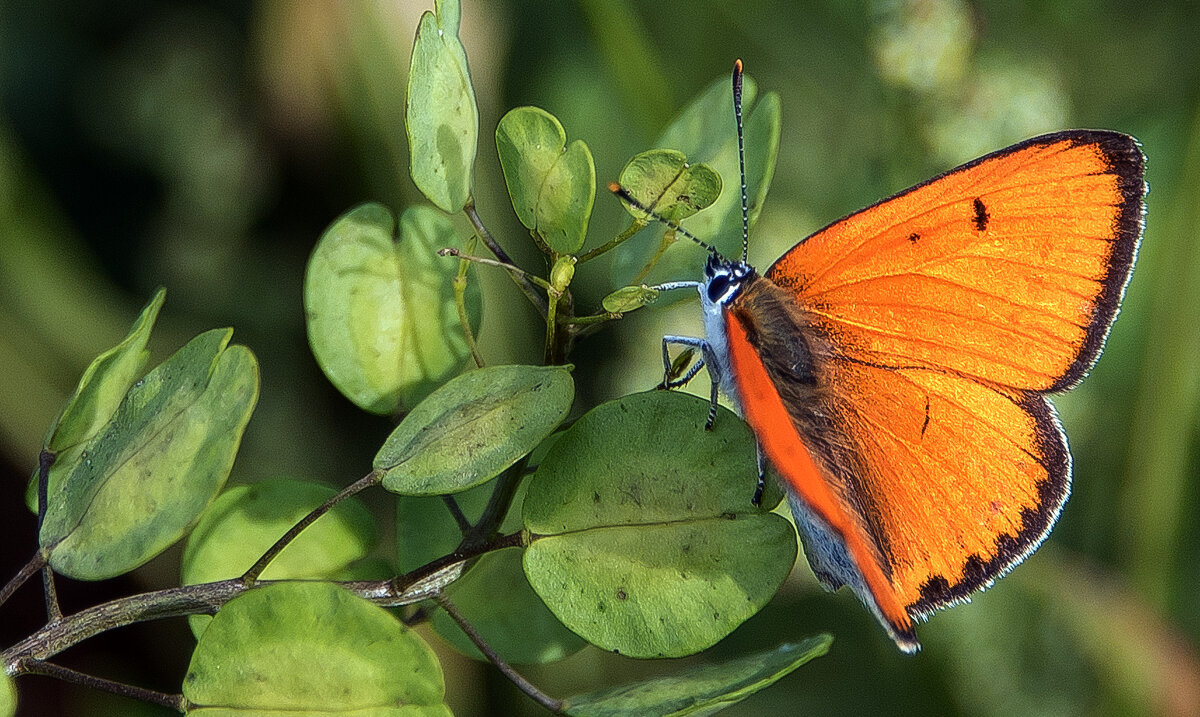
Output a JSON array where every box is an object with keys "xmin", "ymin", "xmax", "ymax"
[{"xmin": 700, "ymin": 255, "xmax": 820, "ymax": 401}]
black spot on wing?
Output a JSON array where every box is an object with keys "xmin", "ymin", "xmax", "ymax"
[
  {"xmin": 920, "ymin": 395, "xmax": 931, "ymax": 439},
  {"xmin": 972, "ymin": 197, "xmax": 989, "ymax": 231}
]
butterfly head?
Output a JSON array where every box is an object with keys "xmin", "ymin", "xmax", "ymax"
[{"xmin": 701, "ymin": 252, "xmax": 756, "ymax": 310}]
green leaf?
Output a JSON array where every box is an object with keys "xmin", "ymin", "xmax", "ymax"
[
  {"xmin": 432, "ymin": 547, "xmax": 588, "ymax": 664},
  {"xmin": 523, "ymin": 391, "xmax": 796, "ymax": 658},
  {"xmin": 40, "ymin": 329, "xmax": 259, "ymax": 580},
  {"xmin": 182, "ymin": 479, "xmax": 379, "ymax": 636},
  {"xmin": 562, "ymin": 636, "xmax": 833, "ymax": 717},
  {"xmin": 305, "ymin": 203, "xmax": 481, "ymax": 415},
  {"xmin": 0, "ymin": 670, "xmax": 14, "ymax": 717},
  {"xmin": 613, "ymin": 72, "xmax": 781, "ymax": 287},
  {"xmin": 601, "ymin": 285, "xmax": 660, "ymax": 314},
  {"xmin": 183, "ymin": 582, "xmax": 450, "ymax": 716},
  {"xmin": 43, "ymin": 288, "xmax": 165, "ymax": 452},
  {"xmin": 27, "ymin": 289, "xmax": 166, "ymax": 513},
  {"xmin": 405, "ymin": 0, "xmax": 477, "ymax": 213},
  {"xmin": 376, "ymin": 365, "xmax": 573, "ymax": 496},
  {"xmin": 616, "ymin": 150, "xmax": 721, "ymax": 224},
  {"xmin": 496, "ymin": 106, "xmax": 596, "ymax": 254}
]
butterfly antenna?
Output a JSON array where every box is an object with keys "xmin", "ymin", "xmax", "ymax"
[
  {"xmin": 607, "ymin": 182, "xmax": 723, "ymax": 258},
  {"xmin": 733, "ymin": 59, "xmax": 749, "ymax": 263}
]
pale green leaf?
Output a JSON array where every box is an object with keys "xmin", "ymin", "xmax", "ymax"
[
  {"xmin": 405, "ymin": 0, "xmax": 477, "ymax": 212},
  {"xmin": 41, "ymin": 329, "xmax": 259, "ymax": 580},
  {"xmin": 377, "ymin": 365, "xmax": 573, "ymax": 495},
  {"xmin": 305, "ymin": 203, "xmax": 480, "ymax": 414}
]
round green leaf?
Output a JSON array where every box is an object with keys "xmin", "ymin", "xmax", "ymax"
[
  {"xmin": 496, "ymin": 106, "xmax": 595, "ymax": 254},
  {"xmin": 523, "ymin": 391, "xmax": 796, "ymax": 658},
  {"xmin": 616, "ymin": 150, "xmax": 721, "ymax": 224},
  {"xmin": 601, "ymin": 285, "xmax": 660, "ymax": 314},
  {"xmin": 305, "ymin": 202, "xmax": 481, "ymax": 415},
  {"xmin": 376, "ymin": 365, "xmax": 573, "ymax": 496},
  {"xmin": 41, "ymin": 329, "xmax": 259, "ymax": 580},
  {"xmin": 562, "ymin": 636, "xmax": 832, "ymax": 717},
  {"xmin": 183, "ymin": 582, "xmax": 449, "ymax": 716},
  {"xmin": 405, "ymin": 0, "xmax": 477, "ymax": 213},
  {"xmin": 182, "ymin": 479, "xmax": 379, "ymax": 636},
  {"xmin": 0, "ymin": 670, "xmax": 14, "ymax": 717},
  {"xmin": 432, "ymin": 547, "xmax": 587, "ymax": 664},
  {"xmin": 496, "ymin": 107, "xmax": 564, "ymax": 228},
  {"xmin": 613, "ymin": 73, "xmax": 781, "ymax": 288}
]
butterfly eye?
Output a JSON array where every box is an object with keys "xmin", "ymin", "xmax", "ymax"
[{"xmin": 706, "ymin": 274, "xmax": 732, "ymax": 303}]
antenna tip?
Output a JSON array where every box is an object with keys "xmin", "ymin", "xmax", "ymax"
[
  {"xmin": 734, "ymin": 58, "xmax": 743, "ymax": 73},
  {"xmin": 607, "ymin": 181, "xmax": 622, "ymax": 194}
]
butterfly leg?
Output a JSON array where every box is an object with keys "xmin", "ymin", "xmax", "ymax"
[
  {"xmin": 660, "ymin": 335, "xmax": 709, "ymax": 389},
  {"xmin": 661, "ymin": 335, "xmax": 722, "ymax": 430},
  {"xmin": 752, "ymin": 440, "xmax": 766, "ymax": 507},
  {"xmin": 706, "ymin": 374, "xmax": 720, "ymax": 430}
]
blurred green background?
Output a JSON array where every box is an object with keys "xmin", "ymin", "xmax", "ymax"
[{"xmin": 2, "ymin": 0, "xmax": 1199, "ymax": 715}]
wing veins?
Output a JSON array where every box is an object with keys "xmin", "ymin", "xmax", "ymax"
[
  {"xmin": 806, "ymin": 258, "xmax": 1099, "ymax": 306},
  {"xmin": 847, "ymin": 369, "xmax": 1043, "ymax": 466},
  {"xmin": 811, "ymin": 272, "xmax": 1091, "ymax": 338},
  {"xmin": 809, "ymin": 307, "xmax": 1070, "ymax": 383},
  {"xmin": 818, "ymin": 298, "xmax": 1084, "ymax": 349}
]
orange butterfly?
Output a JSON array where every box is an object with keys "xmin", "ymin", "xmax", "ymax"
[{"xmin": 618, "ymin": 61, "xmax": 1146, "ymax": 652}]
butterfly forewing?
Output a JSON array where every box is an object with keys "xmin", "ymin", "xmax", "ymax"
[{"xmin": 765, "ymin": 131, "xmax": 1144, "ymax": 391}]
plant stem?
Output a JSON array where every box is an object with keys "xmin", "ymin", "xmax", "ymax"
[
  {"xmin": 576, "ymin": 218, "xmax": 648, "ymax": 263},
  {"xmin": 4, "ymin": 580, "xmax": 248, "ymax": 672},
  {"xmin": 34, "ymin": 449, "xmax": 63, "ymax": 619},
  {"xmin": 463, "ymin": 196, "xmax": 548, "ymax": 317},
  {"xmin": 544, "ymin": 290, "xmax": 559, "ymax": 364},
  {"xmin": 241, "ymin": 471, "xmax": 381, "ymax": 586},
  {"xmin": 568, "ymin": 311, "xmax": 622, "ymax": 326},
  {"xmin": 23, "ymin": 661, "xmax": 185, "ymax": 712},
  {"xmin": 389, "ymin": 530, "xmax": 525, "ymax": 598},
  {"xmin": 435, "ymin": 593, "xmax": 564, "ymax": 713},
  {"xmin": 441, "ymin": 495, "xmax": 471, "ymax": 533},
  {"xmin": 453, "ymin": 238, "xmax": 485, "ymax": 368},
  {"xmin": 4, "ymin": 531, "xmax": 528, "ymax": 673},
  {"xmin": 42, "ymin": 567, "xmax": 61, "ymax": 622},
  {"xmin": 0, "ymin": 552, "xmax": 47, "ymax": 610},
  {"xmin": 438, "ymin": 249, "xmax": 553, "ymax": 292},
  {"xmin": 461, "ymin": 458, "xmax": 529, "ymax": 552},
  {"xmin": 630, "ymin": 229, "xmax": 676, "ymax": 285}
]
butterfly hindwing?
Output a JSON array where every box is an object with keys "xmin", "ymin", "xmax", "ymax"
[{"xmin": 818, "ymin": 358, "xmax": 1071, "ymax": 616}]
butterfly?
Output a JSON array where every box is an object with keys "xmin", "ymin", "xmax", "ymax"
[{"xmin": 614, "ymin": 60, "xmax": 1146, "ymax": 652}]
